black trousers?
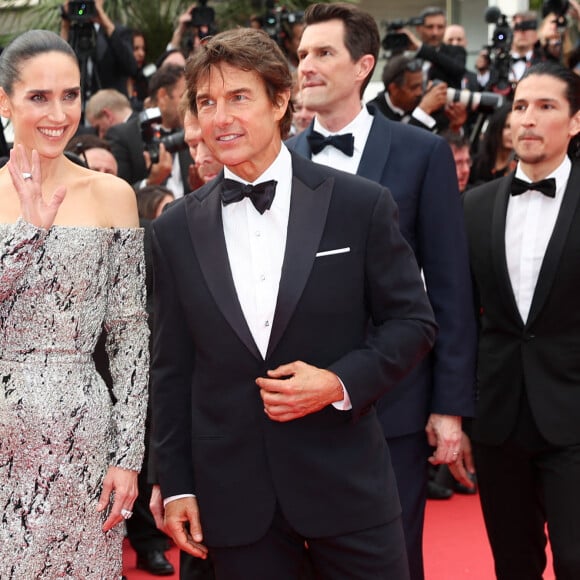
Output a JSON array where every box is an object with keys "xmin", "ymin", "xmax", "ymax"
[
  {"xmin": 207, "ymin": 505, "xmax": 409, "ymax": 580},
  {"xmin": 387, "ymin": 432, "xmax": 430, "ymax": 580},
  {"xmin": 474, "ymin": 394, "xmax": 580, "ymax": 580},
  {"xmin": 180, "ymin": 550, "xmax": 216, "ymax": 580}
]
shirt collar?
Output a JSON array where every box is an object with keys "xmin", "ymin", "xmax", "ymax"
[
  {"xmin": 312, "ymin": 105, "xmax": 374, "ymax": 156},
  {"xmin": 224, "ymin": 144, "xmax": 291, "ymax": 185},
  {"xmin": 384, "ymin": 92, "xmax": 406, "ymax": 116}
]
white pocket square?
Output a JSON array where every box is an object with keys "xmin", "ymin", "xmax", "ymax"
[{"xmin": 315, "ymin": 247, "xmax": 351, "ymax": 257}]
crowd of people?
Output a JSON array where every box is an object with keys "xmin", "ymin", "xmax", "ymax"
[{"xmin": 1, "ymin": 2, "xmax": 580, "ymax": 580}]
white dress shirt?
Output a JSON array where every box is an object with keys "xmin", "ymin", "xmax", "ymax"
[
  {"xmin": 311, "ymin": 106, "xmax": 373, "ymax": 174},
  {"xmin": 384, "ymin": 92, "xmax": 436, "ymax": 129},
  {"xmin": 505, "ymin": 156, "xmax": 571, "ymax": 323},
  {"xmin": 510, "ymin": 50, "xmax": 533, "ymax": 82},
  {"xmin": 222, "ymin": 147, "xmax": 292, "ymax": 358},
  {"xmin": 165, "ymin": 153, "xmax": 185, "ymax": 199}
]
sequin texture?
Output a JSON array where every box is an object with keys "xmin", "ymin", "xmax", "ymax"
[{"xmin": 0, "ymin": 219, "xmax": 149, "ymax": 579}]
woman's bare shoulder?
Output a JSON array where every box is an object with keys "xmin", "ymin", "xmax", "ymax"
[{"xmin": 89, "ymin": 172, "xmax": 140, "ymax": 229}]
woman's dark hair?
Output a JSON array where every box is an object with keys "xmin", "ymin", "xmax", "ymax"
[
  {"xmin": 472, "ymin": 102, "xmax": 513, "ymax": 180},
  {"xmin": 136, "ymin": 185, "xmax": 174, "ymax": 220},
  {"xmin": 186, "ymin": 28, "xmax": 293, "ymax": 139},
  {"xmin": 0, "ymin": 30, "xmax": 77, "ymax": 96}
]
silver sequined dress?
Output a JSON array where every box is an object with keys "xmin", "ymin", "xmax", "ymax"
[{"xmin": 0, "ymin": 219, "xmax": 149, "ymax": 579}]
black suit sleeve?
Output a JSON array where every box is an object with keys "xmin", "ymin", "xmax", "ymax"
[
  {"xmin": 329, "ymin": 188, "xmax": 438, "ymax": 419},
  {"xmin": 417, "ymin": 43, "xmax": 466, "ymax": 88}
]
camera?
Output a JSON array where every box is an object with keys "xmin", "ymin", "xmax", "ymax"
[
  {"xmin": 381, "ymin": 17, "xmax": 424, "ymax": 55},
  {"xmin": 139, "ymin": 108, "xmax": 188, "ymax": 165},
  {"xmin": 261, "ymin": 1, "xmax": 304, "ymax": 47},
  {"xmin": 485, "ymin": 7, "xmax": 513, "ymax": 52},
  {"xmin": 445, "ymin": 88, "xmax": 506, "ymax": 115},
  {"xmin": 188, "ymin": 0, "xmax": 216, "ymax": 39},
  {"xmin": 67, "ymin": 0, "xmax": 96, "ymax": 24},
  {"xmin": 483, "ymin": 7, "xmax": 515, "ymax": 96},
  {"xmin": 189, "ymin": 0, "xmax": 215, "ymax": 27},
  {"xmin": 542, "ymin": 0, "xmax": 570, "ymax": 17}
]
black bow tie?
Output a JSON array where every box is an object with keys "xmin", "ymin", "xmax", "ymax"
[
  {"xmin": 512, "ymin": 56, "xmax": 528, "ymax": 64},
  {"xmin": 511, "ymin": 176, "xmax": 556, "ymax": 198},
  {"xmin": 221, "ymin": 179, "xmax": 277, "ymax": 214},
  {"xmin": 307, "ymin": 131, "xmax": 355, "ymax": 156}
]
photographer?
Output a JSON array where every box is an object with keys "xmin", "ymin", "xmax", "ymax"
[
  {"xmin": 60, "ymin": 0, "xmax": 138, "ymax": 98},
  {"xmin": 539, "ymin": 0, "xmax": 580, "ymax": 66},
  {"xmin": 368, "ymin": 55, "xmax": 456, "ymax": 133},
  {"xmin": 397, "ymin": 7, "xmax": 466, "ymax": 89},
  {"xmin": 106, "ymin": 65, "xmax": 193, "ymax": 198},
  {"xmin": 85, "ymin": 89, "xmax": 135, "ymax": 139},
  {"xmin": 168, "ymin": 2, "xmax": 217, "ymax": 57},
  {"xmin": 509, "ymin": 11, "xmax": 544, "ymax": 81}
]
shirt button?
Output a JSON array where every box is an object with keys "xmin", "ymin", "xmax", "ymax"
[
  {"xmin": 265, "ymin": 320, "xmax": 270, "ymax": 327},
  {"xmin": 260, "ymin": 274, "xmax": 266, "ymax": 281},
  {"xmin": 255, "ymin": 231, "xmax": 261, "ymax": 237}
]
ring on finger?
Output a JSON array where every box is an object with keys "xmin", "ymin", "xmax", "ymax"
[
  {"xmin": 21, "ymin": 172, "xmax": 33, "ymax": 180},
  {"xmin": 120, "ymin": 508, "xmax": 133, "ymax": 519}
]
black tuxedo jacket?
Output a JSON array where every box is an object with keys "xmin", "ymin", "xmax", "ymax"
[
  {"xmin": 150, "ymin": 152, "xmax": 436, "ymax": 547},
  {"xmin": 286, "ymin": 111, "xmax": 476, "ymax": 438},
  {"xmin": 416, "ymin": 43, "xmax": 466, "ymax": 89},
  {"xmin": 463, "ymin": 162, "xmax": 580, "ymax": 446},
  {"xmin": 107, "ymin": 116, "xmax": 193, "ymax": 196}
]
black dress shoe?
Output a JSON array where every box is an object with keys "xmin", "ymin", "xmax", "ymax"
[
  {"xmin": 427, "ymin": 480, "xmax": 453, "ymax": 500},
  {"xmin": 136, "ymin": 549, "xmax": 175, "ymax": 576}
]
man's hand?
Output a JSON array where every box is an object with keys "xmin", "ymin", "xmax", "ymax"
[
  {"xmin": 448, "ymin": 431, "xmax": 476, "ymax": 490},
  {"xmin": 444, "ymin": 102, "xmax": 468, "ymax": 133},
  {"xmin": 425, "ymin": 413, "xmax": 462, "ymax": 465},
  {"xmin": 165, "ymin": 497, "xmax": 209, "ymax": 559},
  {"xmin": 256, "ymin": 361, "xmax": 344, "ymax": 422},
  {"xmin": 401, "ymin": 28, "xmax": 422, "ymax": 51},
  {"xmin": 418, "ymin": 81, "xmax": 448, "ymax": 115},
  {"xmin": 143, "ymin": 144, "xmax": 173, "ymax": 186}
]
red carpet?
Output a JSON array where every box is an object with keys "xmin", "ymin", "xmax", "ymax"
[{"xmin": 123, "ymin": 492, "xmax": 555, "ymax": 579}]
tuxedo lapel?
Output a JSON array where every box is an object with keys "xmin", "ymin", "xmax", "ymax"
[
  {"xmin": 527, "ymin": 162, "xmax": 580, "ymax": 326},
  {"xmin": 185, "ymin": 181, "xmax": 262, "ymax": 360},
  {"xmin": 266, "ymin": 168, "xmax": 333, "ymax": 358},
  {"xmin": 491, "ymin": 174, "xmax": 522, "ymax": 325}
]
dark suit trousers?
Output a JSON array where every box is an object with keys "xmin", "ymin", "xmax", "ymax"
[
  {"xmin": 387, "ymin": 432, "xmax": 430, "ymax": 580},
  {"xmin": 180, "ymin": 550, "xmax": 215, "ymax": 580},
  {"xmin": 474, "ymin": 393, "xmax": 580, "ymax": 580},
  {"xmin": 208, "ymin": 505, "xmax": 409, "ymax": 580}
]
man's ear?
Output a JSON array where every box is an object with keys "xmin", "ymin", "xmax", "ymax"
[
  {"xmin": 570, "ymin": 109, "xmax": 580, "ymax": 139},
  {"xmin": 274, "ymin": 89, "xmax": 292, "ymax": 121},
  {"xmin": 156, "ymin": 87, "xmax": 169, "ymax": 107},
  {"xmin": 356, "ymin": 54, "xmax": 375, "ymax": 84}
]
